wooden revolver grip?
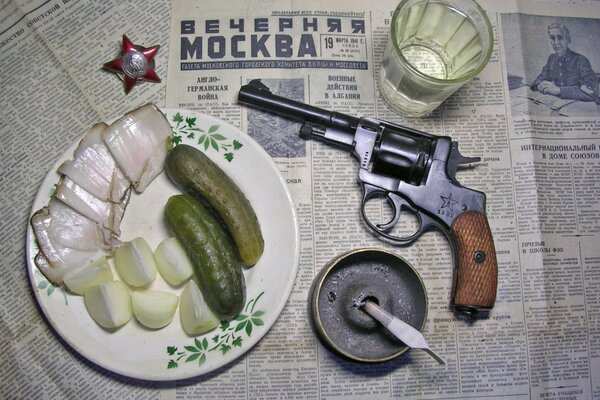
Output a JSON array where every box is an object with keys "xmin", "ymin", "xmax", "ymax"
[{"xmin": 450, "ymin": 211, "xmax": 497, "ymax": 315}]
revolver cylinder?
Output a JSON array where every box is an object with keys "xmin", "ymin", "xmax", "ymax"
[{"xmin": 372, "ymin": 126, "xmax": 433, "ymax": 185}]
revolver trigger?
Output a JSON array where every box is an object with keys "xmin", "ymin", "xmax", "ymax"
[
  {"xmin": 361, "ymin": 183, "xmax": 382, "ymax": 201},
  {"xmin": 417, "ymin": 212, "xmax": 439, "ymax": 235},
  {"xmin": 447, "ymin": 142, "xmax": 480, "ymax": 181},
  {"xmin": 376, "ymin": 192, "xmax": 408, "ymax": 232},
  {"xmin": 360, "ymin": 183, "xmax": 392, "ymax": 228}
]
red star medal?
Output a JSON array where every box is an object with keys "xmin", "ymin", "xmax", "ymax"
[{"xmin": 103, "ymin": 35, "xmax": 160, "ymax": 94}]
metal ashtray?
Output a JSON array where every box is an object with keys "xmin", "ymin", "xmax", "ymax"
[{"xmin": 309, "ymin": 248, "xmax": 428, "ymax": 363}]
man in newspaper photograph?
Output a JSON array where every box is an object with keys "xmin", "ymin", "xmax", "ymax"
[
  {"xmin": 531, "ymin": 22, "xmax": 598, "ymax": 103},
  {"xmin": 502, "ymin": 14, "xmax": 600, "ymax": 117}
]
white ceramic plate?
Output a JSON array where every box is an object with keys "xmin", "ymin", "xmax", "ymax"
[{"xmin": 26, "ymin": 108, "xmax": 299, "ymax": 381}]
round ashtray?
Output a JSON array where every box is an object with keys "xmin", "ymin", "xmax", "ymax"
[{"xmin": 309, "ymin": 248, "xmax": 427, "ymax": 362}]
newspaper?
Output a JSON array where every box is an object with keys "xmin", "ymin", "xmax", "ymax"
[{"xmin": 1, "ymin": 0, "xmax": 600, "ymax": 399}]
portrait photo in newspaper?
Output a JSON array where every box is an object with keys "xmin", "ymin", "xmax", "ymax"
[
  {"xmin": 501, "ymin": 13, "xmax": 600, "ymax": 117},
  {"xmin": 244, "ymin": 78, "xmax": 307, "ymax": 158}
]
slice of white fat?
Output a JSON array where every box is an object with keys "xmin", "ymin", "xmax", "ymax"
[
  {"xmin": 30, "ymin": 202, "xmax": 105, "ymax": 285},
  {"xmin": 44, "ymin": 198, "xmax": 113, "ymax": 252},
  {"xmin": 55, "ymin": 176, "xmax": 131, "ymax": 235},
  {"xmin": 103, "ymin": 104, "xmax": 172, "ymax": 193},
  {"xmin": 57, "ymin": 122, "xmax": 131, "ymax": 203}
]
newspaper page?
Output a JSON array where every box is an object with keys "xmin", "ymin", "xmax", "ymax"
[
  {"xmin": 164, "ymin": 0, "xmax": 600, "ymax": 399},
  {"xmin": 1, "ymin": 0, "xmax": 599, "ymax": 399}
]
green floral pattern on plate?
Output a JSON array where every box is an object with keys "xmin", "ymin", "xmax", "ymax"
[
  {"xmin": 167, "ymin": 291, "xmax": 265, "ymax": 369},
  {"xmin": 35, "ymin": 270, "xmax": 68, "ymax": 305},
  {"xmin": 170, "ymin": 112, "xmax": 244, "ymax": 162}
]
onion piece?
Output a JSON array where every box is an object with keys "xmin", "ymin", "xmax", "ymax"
[
  {"xmin": 63, "ymin": 256, "xmax": 113, "ymax": 295},
  {"xmin": 114, "ymin": 238, "xmax": 157, "ymax": 287},
  {"xmin": 84, "ymin": 281, "xmax": 132, "ymax": 329},
  {"xmin": 131, "ymin": 290, "xmax": 179, "ymax": 329},
  {"xmin": 180, "ymin": 280, "xmax": 219, "ymax": 336},
  {"xmin": 154, "ymin": 237, "xmax": 194, "ymax": 286}
]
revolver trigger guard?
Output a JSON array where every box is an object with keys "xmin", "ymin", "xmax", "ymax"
[{"xmin": 360, "ymin": 187, "xmax": 441, "ymax": 245}]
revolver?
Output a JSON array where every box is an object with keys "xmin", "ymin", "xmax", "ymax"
[{"xmin": 238, "ymin": 79, "xmax": 497, "ymax": 318}]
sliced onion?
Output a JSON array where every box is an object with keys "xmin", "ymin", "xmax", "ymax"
[
  {"xmin": 154, "ymin": 237, "xmax": 194, "ymax": 286},
  {"xmin": 84, "ymin": 281, "xmax": 132, "ymax": 329},
  {"xmin": 180, "ymin": 280, "xmax": 219, "ymax": 336},
  {"xmin": 131, "ymin": 290, "xmax": 179, "ymax": 329},
  {"xmin": 114, "ymin": 237, "xmax": 157, "ymax": 287},
  {"xmin": 63, "ymin": 256, "xmax": 113, "ymax": 295}
]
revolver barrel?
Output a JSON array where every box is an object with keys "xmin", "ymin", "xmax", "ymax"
[{"xmin": 238, "ymin": 79, "xmax": 359, "ymax": 133}]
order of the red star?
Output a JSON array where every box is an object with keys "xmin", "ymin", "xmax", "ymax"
[{"xmin": 103, "ymin": 35, "xmax": 160, "ymax": 94}]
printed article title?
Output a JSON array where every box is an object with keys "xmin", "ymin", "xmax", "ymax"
[{"xmin": 178, "ymin": 16, "xmax": 367, "ymax": 70}]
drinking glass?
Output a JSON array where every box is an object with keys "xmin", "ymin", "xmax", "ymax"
[{"xmin": 378, "ymin": 0, "xmax": 494, "ymax": 117}]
